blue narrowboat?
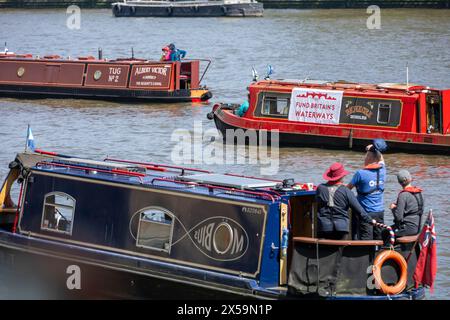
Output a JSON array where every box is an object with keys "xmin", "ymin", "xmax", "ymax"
[{"xmin": 0, "ymin": 149, "xmax": 426, "ymax": 299}]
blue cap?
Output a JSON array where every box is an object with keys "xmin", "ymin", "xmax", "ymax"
[{"xmin": 372, "ymin": 138, "xmax": 387, "ymax": 153}]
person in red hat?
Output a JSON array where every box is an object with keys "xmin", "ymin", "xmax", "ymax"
[
  {"xmin": 160, "ymin": 46, "xmax": 171, "ymax": 62},
  {"xmin": 315, "ymin": 162, "xmax": 374, "ymax": 240}
]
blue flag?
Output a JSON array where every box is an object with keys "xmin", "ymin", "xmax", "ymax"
[
  {"xmin": 26, "ymin": 126, "xmax": 35, "ymax": 152},
  {"xmin": 264, "ymin": 65, "xmax": 273, "ymax": 80}
]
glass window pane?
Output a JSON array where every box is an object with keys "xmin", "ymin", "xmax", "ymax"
[
  {"xmin": 378, "ymin": 104, "xmax": 391, "ymax": 124},
  {"xmin": 41, "ymin": 193, "xmax": 75, "ymax": 235},
  {"xmin": 262, "ymin": 96, "xmax": 289, "ymax": 116},
  {"xmin": 137, "ymin": 207, "xmax": 173, "ymax": 253}
]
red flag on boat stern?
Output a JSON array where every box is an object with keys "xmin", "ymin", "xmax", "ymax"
[{"xmin": 413, "ymin": 211, "xmax": 437, "ymax": 293}]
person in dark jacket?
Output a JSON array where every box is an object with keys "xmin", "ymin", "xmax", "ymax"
[
  {"xmin": 168, "ymin": 43, "xmax": 186, "ymax": 61},
  {"xmin": 390, "ymin": 170, "xmax": 424, "ymax": 237},
  {"xmin": 316, "ymin": 163, "xmax": 374, "ymax": 240}
]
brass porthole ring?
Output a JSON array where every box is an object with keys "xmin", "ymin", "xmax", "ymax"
[
  {"xmin": 17, "ymin": 67, "xmax": 25, "ymax": 78},
  {"xmin": 213, "ymin": 222, "xmax": 234, "ymax": 255},
  {"xmin": 93, "ymin": 70, "xmax": 102, "ymax": 81}
]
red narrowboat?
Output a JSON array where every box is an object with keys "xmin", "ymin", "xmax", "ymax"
[
  {"xmin": 208, "ymin": 79, "xmax": 450, "ymax": 154},
  {"xmin": 0, "ymin": 51, "xmax": 212, "ymax": 103}
]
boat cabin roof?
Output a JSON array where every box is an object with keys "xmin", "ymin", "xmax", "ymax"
[
  {"xmin": 251, "ymin": 79, "xmax": 443, "ymax": 97},
  {"xmin": 0, "ymin": 53, "xmax": 176, "ymax": 65},
  {"xmin": 20, "ymin": 152, "xmax": 313, "ymax": 205}
]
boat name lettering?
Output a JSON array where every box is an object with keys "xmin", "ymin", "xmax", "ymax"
[
  {"xmin": 108, "ymin": 67, "xmax": 122, "ymax": 83},
  {"xmin": 345, "ymin": 105, "xmax": 373, "ymax": 119},
  {"xmin": 134, "ymin": 66, "xmax": 168, "ymax": 77},
  {"xmin": 109, "ymin": 67, "xmax": 122, "ymax": 75},
  {"xmin": 191, "ymin": 218, "xmax": 249, "ymax": 260}
]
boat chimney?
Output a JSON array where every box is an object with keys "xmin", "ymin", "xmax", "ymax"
[{"xmin": 98, "ymin": 47, "xmax": 103, "ymax": 60}]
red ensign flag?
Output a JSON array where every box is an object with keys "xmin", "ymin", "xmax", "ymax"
[{"xmin": 413, "ymin": 211, "xmax": 437, "ymax": 293}]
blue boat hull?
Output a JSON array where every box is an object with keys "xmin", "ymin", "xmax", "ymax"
[{"xmin": 0, "ymin": 231, "xmax": 424, "ymax": 300}]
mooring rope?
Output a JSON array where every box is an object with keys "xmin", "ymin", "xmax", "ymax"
[{"xmin": 371, "ymin": 219, "xmax": 396, "ymax": 246}]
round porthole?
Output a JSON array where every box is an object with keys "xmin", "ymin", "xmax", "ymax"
[
  {"xmin": 93, "ymin": 70, "xmax": 102, "ymax": 81},
  {"xmin": 17, "ymin": 67, "xmax": 25, "ymax": 78},
  {"xmin": 213, "ymin": 222, "xmax": 233, "ymax": 255}
]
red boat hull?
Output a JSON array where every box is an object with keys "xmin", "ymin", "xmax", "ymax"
[{"xmin": 212, "ymin": 106, "xmax": 450, "ymax": 155}]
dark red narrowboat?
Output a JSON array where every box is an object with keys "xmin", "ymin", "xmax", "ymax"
[
  {"xmin": 0, "ymin": 52, "xmax": 212, "ymax": 103},
  {"xmin": 208, "ymin": 79, "xmax": 450, "ymax": 154}
]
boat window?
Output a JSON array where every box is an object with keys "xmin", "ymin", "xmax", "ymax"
[
  {"xmin": 262, "ymin": 96, "xmax": 290, "ymax": 117},
  {"xmin": 41, "ymin": 192, "xmax": 76, "ymax": 235},
  {"xmin": 426, "ymin": 95, "xmax": 442, "ymax": 133},
  {"xmin": 136, "ymin": 207, "xmax": 174, "ymax": 253},
  {"xmin": 377, "ymin": 103, "xmax": 391, "ymax": 124},
  {"xmin": 213, "ymin": 222, "xmax": 234, "ymax": 254}
]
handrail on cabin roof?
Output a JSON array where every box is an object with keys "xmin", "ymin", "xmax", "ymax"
[
  {"xmin": 259, "ymin": 79, "xmax": 432, "ymax": 94},
  {"xmin": 104, "ymin": 157, "xmax": 211, "ymax": 174},
  {"xmin": 35, "ymin": 161, "xmax": 145, "ymax": 184},
  {"xmin": 150, "ymin": 177, "xmax": 278, "ymax": 203}
]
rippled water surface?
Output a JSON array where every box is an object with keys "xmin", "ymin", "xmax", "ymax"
[{"xmin": 0, "ymin": 8, "xmax": 449, "ymax": 299}]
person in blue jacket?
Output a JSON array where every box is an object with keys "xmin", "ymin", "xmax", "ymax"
[
  {"xmin": 348, "ymin": 139, "xmax": 388, "ymax": 240},
  {"xmin": 236, "ymin": 101, "xmax": 249, "ymax": 117},
  {"xmin": 316, "ymin": 162, "xmax": 374, "ymax": 240},
  {"xmin": 168, "ymin": 43, "xmax": 186, "ymax": 61}
]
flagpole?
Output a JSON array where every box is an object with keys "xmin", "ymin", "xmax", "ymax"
[
  {"xmin": 24, "ymin": 124, "xmax": 30, "ymax": 152},
  {"xmin": 406, "ymin": 209, "xmax": 431, "ymax": 263}
]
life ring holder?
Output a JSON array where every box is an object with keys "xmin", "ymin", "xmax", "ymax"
[{"xmin": 372, "ymin": 249, "xmax": 408, "ymax": 295}]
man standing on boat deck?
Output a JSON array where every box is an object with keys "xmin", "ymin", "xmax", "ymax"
[
  {"xmin": 347, "ymin": 139, "xmax": 387, "ymax": 240},
  {"xmin": 316, "ymin": 163, "xmax": 374, "ymax": 240},
  {"xmin": 390, "ymin": 170, "xmax": 424, "ymax": 237}
]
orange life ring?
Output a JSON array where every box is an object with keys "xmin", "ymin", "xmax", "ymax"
[{"xmin": 372, "ymin": 250, "xmax": 408, "ymax": 295}]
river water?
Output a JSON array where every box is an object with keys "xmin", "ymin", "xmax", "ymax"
[{"xmin": 0, "ymin": 8, "xmax": 449, "ymax": 299}]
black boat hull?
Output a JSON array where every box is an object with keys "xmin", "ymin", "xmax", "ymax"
[
  {"xmin": 113, "ymin": 3, "xmax": 264, "ymax": 17},
  {"xmin": 0, "ymin": 232, "xmax": 267, "ymax": 299}
]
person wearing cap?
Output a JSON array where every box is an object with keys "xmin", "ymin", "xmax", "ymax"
[
  {"xmin": 347, "ymin": 139, "xmax": 387, "ymax": 240},
  {"xmin": 315, "ymin": 163, "xmax": 374, "ymax": 240},
  {"xmin": 390, "ymin": 170, "xmax": 424, "ymax": 237}
]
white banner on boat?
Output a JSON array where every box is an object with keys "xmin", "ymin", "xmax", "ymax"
[{"xmin": 288, "ymin": 88, "xmax": 343, "ymax": 125}]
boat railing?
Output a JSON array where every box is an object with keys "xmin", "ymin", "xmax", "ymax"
[
  {"xmin": 104, "ymin": 157, "xmax": 211, "ymax": 175},
  {"xmin": 293, "ymin": 235, "xmax": 418, "ymax": 246},
  {"xmin": 182, "ymin": 58, "xmax": 211, "ymax": 85},
  {"xmin": 150, "ymin": 177, "xmax": 278, "ymax": 202},
  {"xmin": 35, "ymin": 161, "xmax": 145, "ymax": 184}
]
